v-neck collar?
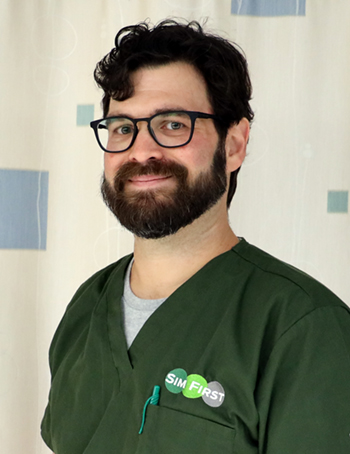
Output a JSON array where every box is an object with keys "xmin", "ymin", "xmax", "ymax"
[{"xmin": 105, "ymin": 240, "xmax": 247, "ymax": 376}]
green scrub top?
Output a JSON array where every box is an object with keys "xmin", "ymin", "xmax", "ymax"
[{"xmin": 41, "ymin": 239, "xmax": 350, "ymax": 453}]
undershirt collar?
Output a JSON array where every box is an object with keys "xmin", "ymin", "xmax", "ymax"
[{"xmin": 122, "ymin": 259, "xmax": 166, "ymax": 348}]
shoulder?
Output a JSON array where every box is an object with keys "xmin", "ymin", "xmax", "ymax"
[
  {"xmin": 67, "ymin": 254, "xmax": 132, "ymax": 309},
  {"xmin": 225, "ymin": 240, "xmax": 350, "ymax": 380},
  {"xmin": 48, "ymin": 254, "xmax": 132, "ymax": 372},
  {"xmin": 229, "ymin": 238, "xmax": 347, "ymax": 311}
]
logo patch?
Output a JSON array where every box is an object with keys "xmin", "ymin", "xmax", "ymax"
[{"xmin": 165, "ymin": 368, "xmax": 225, "ymax": 407}]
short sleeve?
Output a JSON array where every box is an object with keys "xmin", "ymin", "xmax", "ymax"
[{"xmin": 256, "ymin": 306, "xmax": 350, "ymax": 453}]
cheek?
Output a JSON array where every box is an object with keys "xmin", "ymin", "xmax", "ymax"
[
  {"xmin": 185, "ymin": 136, "xmax": 218, "ymax": 172},
  {"xmin": 104, "ymin": 154, "xmax": 124, "ymax": 182}
]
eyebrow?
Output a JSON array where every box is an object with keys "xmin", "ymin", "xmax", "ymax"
[{"xmin": 105, "ymin": 106, "xmax": 189, "ymax": 119}]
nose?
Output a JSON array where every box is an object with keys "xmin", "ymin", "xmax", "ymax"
[{"xmin": 127, "ymin": 120, "xmax": 165, "ymax": 163}]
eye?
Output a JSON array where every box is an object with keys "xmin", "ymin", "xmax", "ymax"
[
  {"xmin": 165, "ymin": 121, "xmax": 184, "ymax": 130},
  {"xmin": 106, "ymin": 119, "xmax": 134, "ymax": 136},
  {"xmin": 152, "ymin": 113, "xmax": 191, "ymax": 137},
  {"xmin": 116, "ymin": 125, "xmax": 133, "ymax": 135}
]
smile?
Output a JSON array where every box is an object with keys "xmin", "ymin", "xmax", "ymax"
[{"xmin": 128, "ymin": 175, "xmax": 173, "ymax": 188}]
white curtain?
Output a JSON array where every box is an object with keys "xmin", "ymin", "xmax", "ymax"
[{"xmin": 1, "ymin": 1, "xmax": 349, "ymax": 452}]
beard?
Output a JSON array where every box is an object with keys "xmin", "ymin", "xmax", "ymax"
[{"xmin": 101, "ymin": 141, "xmax": 227, "ymax": 239}]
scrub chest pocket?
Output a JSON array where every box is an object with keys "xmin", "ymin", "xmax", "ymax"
[{"xmin": 135, "ymin": 405, "xmax": 236, "ymax": 453}]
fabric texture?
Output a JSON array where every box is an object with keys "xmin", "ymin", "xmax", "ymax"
[{"xmin": 41, "ymin": 239, "xmax": 350, "ymax": 453}]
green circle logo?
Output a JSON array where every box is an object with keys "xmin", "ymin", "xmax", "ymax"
[
  {"xmin": 165, "ymin": 368, "xmax": 188, "ymax": 394},
  {"xmin": 182, "ymin": 374, "xmax": 208, "ymax": 399}
]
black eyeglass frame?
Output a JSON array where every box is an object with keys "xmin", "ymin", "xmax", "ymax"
[{"xmin": 90, "ymin": 110, "xmax": 220, "ymax": 153}]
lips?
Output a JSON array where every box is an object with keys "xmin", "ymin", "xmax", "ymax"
[
  {"xmin": 129, "ymin": 175, "xmax": 171, "ymax": 183},
  {"xmin": 126, "ymin": 174, "xmax": 173, "ymax": 190}
]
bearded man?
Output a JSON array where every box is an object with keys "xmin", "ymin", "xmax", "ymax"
[{"xmin": 41, "ymin": 20, "xmax": 350, "ymax": 454}]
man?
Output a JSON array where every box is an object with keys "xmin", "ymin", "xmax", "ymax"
[{"xmin": 41, "ymin": 20, "xmax": 350, "ymax": 454}]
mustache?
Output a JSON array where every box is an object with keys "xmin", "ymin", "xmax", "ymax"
[{"xmin": 112, "ymin": 159, "xmax": 188, "ymax": 190}]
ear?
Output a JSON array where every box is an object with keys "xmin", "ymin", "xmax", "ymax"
[{"xmin": 225, "ymin": 118, "xmax": 250, "ymax": 173}]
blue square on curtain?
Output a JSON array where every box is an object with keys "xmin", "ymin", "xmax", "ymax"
[
  {"xmin": 327, "ymin": 190, "xmax": 348, "ymax": 214},
  {"xmin": 231, "ymin": 0, "xmax": 306, "ymax": 16},
  {"xmin": 0, "ymin": 169, "xmax": 49, "ymax": 249},
  {"xmin": 77, "ymin": 104, "xmax": 94, "ymax": 126}
]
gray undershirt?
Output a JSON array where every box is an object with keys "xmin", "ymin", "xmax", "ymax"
[
  {"xmin": 122, "ymin": 259, "xmax": 166, "ymax": 348},
  {"xmin": 121, "ymin": 240, "xmax": 241, "ymax": 347}
]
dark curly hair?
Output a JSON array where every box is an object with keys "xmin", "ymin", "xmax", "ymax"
[{"xmin": 94, "ymin": 19, "xmax": 254, "ymax": 206}]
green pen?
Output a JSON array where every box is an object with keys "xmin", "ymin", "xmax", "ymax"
[{"xmin": 139, "ymin": 385, "xmax": 161, "ymax": 434}]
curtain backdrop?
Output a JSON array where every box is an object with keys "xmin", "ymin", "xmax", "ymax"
[{"xmin": 1, "ymin": 1, "xmax": 349, "ymax": 452}]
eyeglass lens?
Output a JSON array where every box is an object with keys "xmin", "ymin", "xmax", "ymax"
[{"xmin": 97, "ymin": 112, "xmax": 193, "ymax": 152}]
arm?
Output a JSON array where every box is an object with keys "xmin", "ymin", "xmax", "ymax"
[{"xmin": 257, "ymin": 306, "xmax": 350, "ymax": 453}]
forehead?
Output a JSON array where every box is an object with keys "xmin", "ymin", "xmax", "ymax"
[{"xmin": 108, "ymin": 62, "xmax": 213, "ymax": 116}]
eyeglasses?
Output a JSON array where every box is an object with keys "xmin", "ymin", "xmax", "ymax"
[{"xmin": 90, "ymin": 110, "xmax": 219, "ymax": 153}]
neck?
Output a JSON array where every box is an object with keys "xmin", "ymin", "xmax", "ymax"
[{"xmin": 130, "ymin": 200, "xmax": 238, "ymax": 299}]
